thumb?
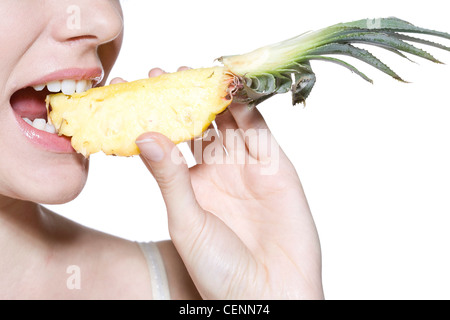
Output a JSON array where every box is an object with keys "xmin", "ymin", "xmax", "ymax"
[{"xmin": 136, "ymin": 132, "xmax": 203, "ymax": 231}]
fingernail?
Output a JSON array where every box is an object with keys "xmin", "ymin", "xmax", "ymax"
[{"xmin": 136, "ymin": 138, "xmax": 164, "ymax": 162}]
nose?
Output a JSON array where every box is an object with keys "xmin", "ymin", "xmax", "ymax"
[{"xmin": 48, "ymin": 0, "xmax": 123, "ymax": 47}]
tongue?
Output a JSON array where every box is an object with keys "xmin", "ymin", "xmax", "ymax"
[{"xmin": 10, "ymin": 87, "xmax": 49, "ymax": 120}]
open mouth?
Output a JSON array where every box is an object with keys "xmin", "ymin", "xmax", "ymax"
[{"xmin": 10, "ymin": 79, "xmax": 93, "ymax": 153}]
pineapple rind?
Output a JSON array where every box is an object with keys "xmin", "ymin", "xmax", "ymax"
[{"xmin": 46, "ymin": 67, "xmax": 232, "ymax": 157}]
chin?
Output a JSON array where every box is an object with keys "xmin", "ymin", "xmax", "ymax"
[
  {"xmin": 4, "ymin": 152, "xmax": 90, "ymax": 205},
  {"xmin": 37, "ymin": 154, "xmax": 90, "ymax": 205}
]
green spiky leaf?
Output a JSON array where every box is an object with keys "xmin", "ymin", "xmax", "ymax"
[{"xmin": 220, "ymin": 17, "xmax": 450, "ymax": 106}]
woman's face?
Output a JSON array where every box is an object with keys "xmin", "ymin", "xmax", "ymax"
[{"xmin": 0, "ymin": 0, "xmax": 123, "ymax": 204}]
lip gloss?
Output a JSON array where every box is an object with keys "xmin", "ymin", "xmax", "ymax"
[{"xmin": 14, "ymin": 111, "xmax": 75, "ymax": 154}]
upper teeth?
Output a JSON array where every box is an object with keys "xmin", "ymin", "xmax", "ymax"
[{"xmin": 33, "ymin": 79, "xmax": 93, "ymax": 95}]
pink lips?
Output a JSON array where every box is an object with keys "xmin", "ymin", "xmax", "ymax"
[
  {"xmin": 14, "ymin": 112, "xmax": 75, "ymax": 153},
  {"xmin": 12, "ymin": 67, "xmax": 103, "ymax": 154}
]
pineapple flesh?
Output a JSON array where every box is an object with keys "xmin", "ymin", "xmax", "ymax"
[
  {"xmin": 46, "ymin": 18, "xmax": 450, "ymax": 157},
  {"xmin": 47, "ymin": 67, "xmax": 233, "ymax": 157}
]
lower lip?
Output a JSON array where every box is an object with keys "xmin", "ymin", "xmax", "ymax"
[{"xmin": 13, "ymin": 112, "xmax": 75, "ymax": 153}]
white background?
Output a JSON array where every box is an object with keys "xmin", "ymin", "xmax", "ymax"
[{"xmin": 46, "ymin": 0, "xmax": 450, "ymax": 299}]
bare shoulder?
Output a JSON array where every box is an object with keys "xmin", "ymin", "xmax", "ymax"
[
  {"xmin": 41, "ymin": 207, "xmax": 199, "ymax": 299},
  {"xmin": 43, "ymin": 211, "xmax": 152, "ymax": 299}
]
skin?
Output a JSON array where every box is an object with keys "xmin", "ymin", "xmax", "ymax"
[{"xmin": 0, "ymin": 0, "xmax": 323, "ymax": 299}]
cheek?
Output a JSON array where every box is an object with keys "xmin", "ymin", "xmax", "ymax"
[{"xmin": 0, "ymin": 152, "xmax": 89, "ymax": 205}]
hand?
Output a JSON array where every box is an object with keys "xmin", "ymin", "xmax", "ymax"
[{"xmin": 122, "ymin": 67, "xmax": 323, "ymax": 299}]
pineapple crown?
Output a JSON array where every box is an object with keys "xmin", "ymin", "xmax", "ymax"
[{"xmin": 220, "ymin": 17, "xmax": 450, "ymax": 107}]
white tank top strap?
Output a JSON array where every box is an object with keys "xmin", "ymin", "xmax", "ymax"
[{"xmin": 136, "ymin": 241, "xmax": 171, "ymax": 300}]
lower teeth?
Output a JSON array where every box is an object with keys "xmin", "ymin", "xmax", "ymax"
[{"xmin": 22, "ymin": 117, "xmax": 56, "ymax": 134}]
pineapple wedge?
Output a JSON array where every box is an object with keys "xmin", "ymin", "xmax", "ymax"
[
  {"xmin": 47, "ymin": 67, "xmax": 232, "ymax": 157},
  {"xmin": 47, "ymin": 17, "xmax": 450, "ymax": 157}
]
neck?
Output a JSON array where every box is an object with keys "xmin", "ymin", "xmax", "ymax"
[
  {"xmin": 0, "ymin": 195, "xmax": 46, "ymax": 242},
  {"xmin": 0, "ymin": 195, "xmax": 54, "ymax": 297},
  {"xmin": 0, "ymin": 194, "xmax": 87, "ymax": 298}
]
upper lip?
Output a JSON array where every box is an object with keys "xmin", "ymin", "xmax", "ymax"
[{"xmin": 25, "ymin": 67, "xmax": 104, "ymax": 89}]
